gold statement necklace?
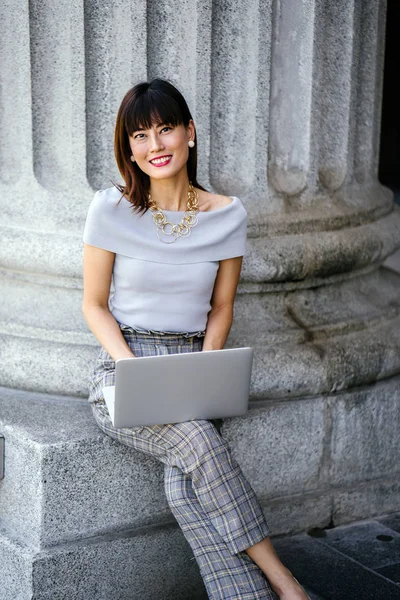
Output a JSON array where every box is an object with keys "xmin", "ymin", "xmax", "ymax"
[{"xmin": 148, "ymin": 183, "xmax": 199, "ymax": 244}]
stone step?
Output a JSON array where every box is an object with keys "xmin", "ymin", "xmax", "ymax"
[
  {"xmin": 1, "ymin": 375, "xmax": 400, "ymax": 551},
  {"xmin": 0, "ymin": 521, "xmax": 206, "ymax": 600},
  {"xmin": 0, "ymin": 387, "xmax": 172, "ymax": 550},
  {"xmin": 1, "ymin": 381, "xmax": 400, "ymax": 598}
]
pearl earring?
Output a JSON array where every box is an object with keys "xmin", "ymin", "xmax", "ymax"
[
  {"xmin": 188, "ymin": 140, "xmax": 195, "ymax": 148},
  {"xmin": 130, "ymin": 155, "xmax": 135, "ymax": 162}
]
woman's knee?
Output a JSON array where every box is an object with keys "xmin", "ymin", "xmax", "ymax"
[
  {"xmin": 178, "ymin": 420, "xmax": 230, "ymax": 469},
  {"xmin": 164, "ymin": 466, "xmax": 192, "ymax": 507}
]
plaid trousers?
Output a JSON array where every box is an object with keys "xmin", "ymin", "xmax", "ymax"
[{"xmin": 89, "ymin": 325, "xmax": 275, "ymax": 600}]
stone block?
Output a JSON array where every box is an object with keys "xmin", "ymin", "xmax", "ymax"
[
  {"xmin": 0, "ymin": 388, "xmax": 170, "ymax": 549},
  {"xmin": 0, "ymin": 332, "xmax": 97, "ymax": 397},
  {"xmin": 221, "ymin": 398, "xmax": 327, "ymax": 499},
  {"xmin": 0, "ymin": 525, "xmax": 34, "ymax": 600},
  {"xmin": 0, "ymin": 523, "xmax": 206, "ymax": 600},
  {"xmin": 264, "ymin": 491, "xmax": 332, "ymax": 537},
  {"xmin": 333, "ymin": 478, "xmax": 400, "ymax": 526},
  {"xmin": 330, "ymin": 378, "xmax": 400, "ymax": 485},
  {"xmin": 249, "ymin": 343, "xmax": 328, "ymax": 399}
]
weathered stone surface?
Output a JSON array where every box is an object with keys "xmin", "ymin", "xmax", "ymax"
[
  {"xmin": 0, "ymin": 388, "xmax": 170, "ymax": 549},
  {"xmin": 268, "ymin": 0, "xmax": 314, "ymax": 196},
  {"xmin": 3, "ymin": 259, "xmax": 400, "ymax": 400},
  {"xmin": 29, "ymin": 0, "xmax": 87, "ymax": 191},
  {"xmin": 243, "ymin": 203, "xmax": 400, "ymax": 283},
  {"xmin": 230, "ymin": 267, "xmax": 400, "ymax": 399},
  {"xmin": 383, "ymin": 246, "xmax": 400, "ymax": 274},
  {"xmin": 330, "ymin": 378, "xmax": 400, "ymax": 485},
  {"xmin": 273, "ymin": 522, "xmax": 400, "ymax": 600},
  {"xmin": 0, "ymin": 525, "xmax": 34, "ymax": 600},
  {"xmin": 263, "ymin": 492, "xmax": 332, "ymax": 537},
  {"xmin": 84, "ymin": 0, "xmax": 147, "ymax": 191},
  {"xmin": 0, "ymin": 0, "xmax": 32, "ymax": 186},
  {"xmin": 0, "ymin": 0, "xmax": 399, "ymax": 400},
  {"xmin": 221, "ymin": 398, "xmax": 327, "ymax": 499},
  {"xmin": 0, "ymin": 524, "xmax": 206, "ymax": 600},
  {"xmin": 320, "ymin": 519, "xmax": 400, "ymax": 569},
  {"xmin": 210, "ymin": 0, "xmax": 262, "ymax": 195},
  {"xmin": 0, "ymin": 334, "xmax": 96, "ymax": 397},
  {"xmin": 333, "ymin": 479, "xmax": 400, "ymax": 526}
]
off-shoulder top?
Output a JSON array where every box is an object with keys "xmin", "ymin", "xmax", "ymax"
[{"xmin": 83, "ymin": 186, "xmax": 247, "ymax": 332}]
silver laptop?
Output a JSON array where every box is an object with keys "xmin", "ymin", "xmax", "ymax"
[{"xmin": 102, "ymin": 347, "xmax": 253, "ymax": 428}]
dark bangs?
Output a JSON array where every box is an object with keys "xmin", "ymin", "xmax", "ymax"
[
  {"xmin": 113, "ymin": 78, "xmax": 206, "ymax": 213},
  {"xmin": 125, "ymin": 85, "xmax": 188, "ymax": 135}
]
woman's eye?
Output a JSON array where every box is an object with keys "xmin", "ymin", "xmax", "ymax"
[
  {"xmin": 134, "ymin": 133, "xmax": 145, "ymax": 139},
  {"xmin": 161, "ymin": 126, "xmax": 172, "ymax": 133}
]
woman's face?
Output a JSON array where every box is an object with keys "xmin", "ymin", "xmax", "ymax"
[{"xmin": 129, "ymin": 120, "xmax": 195, "ymax": 180}]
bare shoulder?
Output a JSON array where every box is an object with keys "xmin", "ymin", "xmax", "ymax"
[{"xmin": 195, "ymin": 189, "xmax": 233, "ymax": 212}]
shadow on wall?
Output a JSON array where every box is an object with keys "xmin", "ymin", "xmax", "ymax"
[{"xmin": 379, "ymin": 0, "xmax": 400, "ymax": 206}]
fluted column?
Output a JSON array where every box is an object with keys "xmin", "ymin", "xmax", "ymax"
[
  {"xmin": 268, "ymin": 0, "xmax": 315, "ymax": 197},
  {"xmin": 0, "ymin": 0, "xmax": 399, "ymax": 400},
  {"xmin": 85, "ymin": 0, "xmax": 147, "ymax": 189},
  {"xmin": 230, "ymin": 0, "xmax": 400, "ymax": 399}
]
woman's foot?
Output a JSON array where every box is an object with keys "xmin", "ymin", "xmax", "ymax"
[{"xmin": 245, "ymin": 537, "xmax": 310, "ymax": 599}]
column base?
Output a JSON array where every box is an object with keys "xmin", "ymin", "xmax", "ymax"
[
  {"xmin": 231, "ymin": 264, "xmax": 400, "ymax": 399},
  {"xmin": 0, "ymin": 524, "xmax": 206, "ymax": 600}
]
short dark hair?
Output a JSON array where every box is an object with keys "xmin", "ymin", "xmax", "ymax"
[{"xmin": 113, "ymin": 78, "xmax": 206, "ymax": 212}]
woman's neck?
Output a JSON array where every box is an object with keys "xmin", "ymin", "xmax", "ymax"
[{"xmin": 149, "ymin": 172, "xmax": 191, "ymax": 211}]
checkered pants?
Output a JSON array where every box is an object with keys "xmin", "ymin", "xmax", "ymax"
[{"xmin": 89, "ymin": 325, "xmax": 275, "ymax": 600}]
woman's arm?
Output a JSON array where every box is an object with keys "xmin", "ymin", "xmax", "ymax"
[
  {"xmin": 202, "ymin": 256, "xmax": 243, "ymax": 351},
  {"xmin": 82, "ymin": 244, "xmax": 135, "ymax": 360}
]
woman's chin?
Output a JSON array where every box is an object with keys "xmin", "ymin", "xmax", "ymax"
[{"xmin": 147, "ymin": 164, "xmax": 187, "ymax": 181}]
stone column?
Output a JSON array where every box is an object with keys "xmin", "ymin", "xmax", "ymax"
[
  {"xmin": 1, "ymin": 1, "xmax": 400, "ymax": 598},
  {"xmin": 222, "ymin": 0, "xmax": 400, "ymax": 532}
]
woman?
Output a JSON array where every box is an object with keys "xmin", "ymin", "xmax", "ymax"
[{"xmin": 83, "ymin": 78, "xmax": 309, "ymax": 600}]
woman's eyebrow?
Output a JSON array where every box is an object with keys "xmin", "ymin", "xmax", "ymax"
[{"xmin": 133, "ymin": 122, "xmax": 164, "ymax": 132}]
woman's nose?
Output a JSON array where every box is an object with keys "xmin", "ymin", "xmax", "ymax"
[{"xmin": 149, "ymin": 133, "xmax": 165, "ymax": 151}]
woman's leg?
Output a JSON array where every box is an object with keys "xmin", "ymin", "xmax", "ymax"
[
  {"xmin": 158, "ymin": 420, "xmax": 309, "ymax": 600},
  {"xmin": 92, "ymin": 405, "xmax": 308, "ymax": 599},
  {"xmin": 164, "ymin": 464, "xmax": 276, "ymax": 600},
  {"xmin": 93, "ymin": 412, "xmax": 269, "ymax": 555}
]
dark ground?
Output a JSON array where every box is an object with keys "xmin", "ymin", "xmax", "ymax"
[{"xmin": 273, "ymin": 513, "xmax": 400, "ymax": 600}]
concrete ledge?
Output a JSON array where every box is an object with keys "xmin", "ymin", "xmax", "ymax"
[
  {"xmin": 0, "ymin": 523, "xmax": 206, "ymax": 600},
  {"xmin": 262, "ymin": 491, "xmax": 332, "ymax": 536},
  {"xmin": 330, "ymin": 381, "xmax": 400, "ymax": 485},
  {"xmin": 222, "ymin": 375, "xmax": 400, "ymax": 534},
  {"xmin": 1, "ymin": 373, "xmax": 399, "ymax": 549},
  {"xmin": 333, "ymin": 478, "xmax": 400, "ymax": 526},
  {"xmin": 0, "ymin": 388, "xmax": 170, "ymax": 549},
  {"xmin": 0, "ymin": 525, "xmax": 34, "ymax": 600},
  {"xmin": 222, "ymin": 397, "xmax": 328, "ymax": 498}
]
